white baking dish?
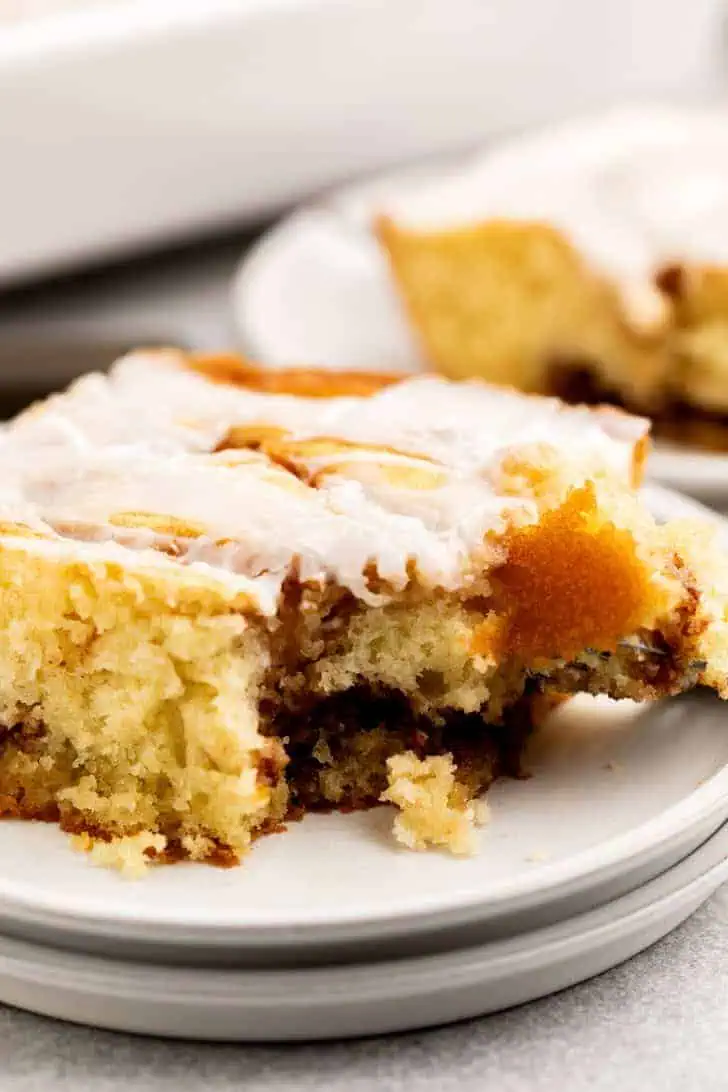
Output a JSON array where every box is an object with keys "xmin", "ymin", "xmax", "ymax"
[{"xmin": 0, "ymin": 0, "xmax": 724, "ymax": 284}]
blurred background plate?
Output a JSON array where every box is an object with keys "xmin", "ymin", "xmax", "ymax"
[
  {"xmin": 0, "ymin": 0, "xmax": 725, "ymax": 286},
  {"xmin": 648, "ymin": 446, "xmax": 728, "ymax": 504}
]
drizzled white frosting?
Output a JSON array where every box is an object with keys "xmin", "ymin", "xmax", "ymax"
[
  {"xmin": 0, "ymin": 350, "xmax": 648, "ymax": 610},
  {"xmin": 368, "ymin": 105, "xmax": 728, "ymax": 330}
]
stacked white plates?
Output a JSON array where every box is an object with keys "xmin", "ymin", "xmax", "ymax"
[
  {"xmin": 2, "ymin": 819, "xmax": 727, "ymax": 1041},
  {"xmin": 1, "ymin": 485, "xmax": 727, "ymax": 1040}
]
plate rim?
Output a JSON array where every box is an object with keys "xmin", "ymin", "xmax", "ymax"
[{"xmin": 0, "ymin": 819, "xmax": 726, "ymax": 1041}]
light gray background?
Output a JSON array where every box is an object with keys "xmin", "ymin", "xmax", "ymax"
[{"xmin": 0, "ymin": 239, "xmax": 727, "ymax": 1090}]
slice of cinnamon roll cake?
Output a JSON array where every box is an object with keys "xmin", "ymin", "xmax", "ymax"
[{"xmin": 0, "ymin": 349, "xmax": 724, "ymax": 872}]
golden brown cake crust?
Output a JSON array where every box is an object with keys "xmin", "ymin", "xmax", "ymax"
[{"xmin": 189, "ymin": 353, "xmax": 404, "ymax": 398}]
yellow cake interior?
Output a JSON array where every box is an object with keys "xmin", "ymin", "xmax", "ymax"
[{"xmin": 377, "ymin": 218, "xmax": 728, "ymax": 448}]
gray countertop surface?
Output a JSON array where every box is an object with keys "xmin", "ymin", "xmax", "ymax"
[
  {"xmin": 1, "ymin": 236, "xmax": 727, "ymax": 1092},
  {"xmin": 1, "ymin": 895, "xmax": 727, "ymax": 1092}
]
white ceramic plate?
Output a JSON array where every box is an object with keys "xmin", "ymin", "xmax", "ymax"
[
  {"xmin": 648, "ymin": 445, "xmax": 728, "ymax": 503},
  {"xmin": 232, "ymin": 167, "xmax": 728, "ymax": 503},
  {"xmin": 0, "ymin": 487, "xmax": 726, "ymax": 964},
  {"xmin": 1, "ymin": 819, "xmax": 727, "ymax": 1041}
]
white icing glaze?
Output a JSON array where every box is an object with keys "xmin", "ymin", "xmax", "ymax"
[
  {"xmin": 0, "ymin": 351, "xmax": 648, "ymax": 611},
  {"xmin": 366, "ymin": 105, "xmax": 728, "ymax": 330}
]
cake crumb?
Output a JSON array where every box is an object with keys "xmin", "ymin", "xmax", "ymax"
[
  {"xmin": 73, "ymin": 830, "xmax": 168, "ymax": 878},
  {"xmin": 526, "ymin": 850, "xmax": 550, "ymax": 863},
  {"xmin": 180, "ymin": 833, "xmax": 215, "ymax": 860},
  {"xmin": 381, "ymin": 751, "xmax": 487, "ymax": 855}
]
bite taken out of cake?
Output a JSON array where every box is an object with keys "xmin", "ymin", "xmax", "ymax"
[{"xmin": 0, "ymin": 348, "xmax": 725, "ymax": 873}]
